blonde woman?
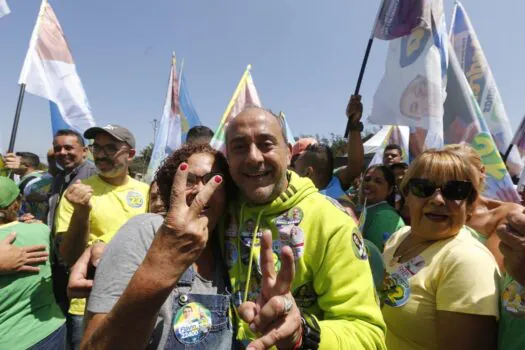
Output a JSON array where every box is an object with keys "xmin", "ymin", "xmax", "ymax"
[{"xmin": 380, "ymin": 149, "xmax": 499, "ymax": 350}]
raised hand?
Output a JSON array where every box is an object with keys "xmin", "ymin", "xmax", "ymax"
[
  {"xmin": 239, "ymin": 230, "xmax": 302, "ymax": 350},
  {"xmin": 65, "ymin": 180, "xmax": 94, "ymax": 210},
  {"xmin": 3, "ymin": 153, "xmax": 23, "ymax": 171},
  {"xmin": 497, "ymin": 209, "xmax": 525, "ymax": 285},
  {"xmin": 346, "ymin": 94, "xmax": 363, "ymax": 125},
  {"xmin": 0, "ymin": 232, "xmax": 48, "ymax": 274},
  {"xmin": 155, "ymin": 163, "xmax": 223, "ymax": 275}
]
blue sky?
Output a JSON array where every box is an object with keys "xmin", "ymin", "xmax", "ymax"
[{"xmin": 1, "ymin": 0, "xmax": 524, "ymax": 159}]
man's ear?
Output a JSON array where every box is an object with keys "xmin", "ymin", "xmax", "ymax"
[
  {"xmin": 128, "ymin": 149, "xmax": 136, "ymax": 160},
  {"xmin": 306, "ymin": 166, "xmax": 314, "ymax": 178},
  {"xmin": 286, "ymin": 143, "xmax": 293, "ymax": 166}
]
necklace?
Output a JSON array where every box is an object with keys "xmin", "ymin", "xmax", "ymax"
[{"xmin": 390, "ymin": 233, "xmax": 436, "ymax": 266}]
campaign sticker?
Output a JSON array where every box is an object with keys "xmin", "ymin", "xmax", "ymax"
[
  {"xmin": 240, "ymin": 220, "xmax": 263, "ymax": 247},
  {"xmin": 278, "ymin": 225, "xmax": 305, "ymax": 260},
  {"xmin": 502, "ymin": 280, "xmax": 525, "ymax": 317},
  {"xmin": 381, "ymin": 256, "xmax": 425, "ymax": 307},
  {"xmin": 381, "ymin": 272, "xmax": 410, "ymax": 307},
  {"xmin": 275, "ymin": 207, "xmax": 304, "ymax": 226},
  {"xmin": 225, "ymin": 240, "xmax": 238, "ymax": 268},
  {"xmin": 225, "ymin": 219, "xmax": 238, "ymax": 238},
  {"xmin": 126, "ymin": 191, "xmax": 144, "ymax": 208},
  {"xmin": 173, "ymin": 302, "xmax": 212, "ymax": 344},
  {"xmin": 352, "ymin": 233, "xmax": 368, "ymax": 260}
]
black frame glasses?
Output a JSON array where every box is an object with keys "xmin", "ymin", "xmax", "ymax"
[{"xmin": 409, "ymin": 179, "xmax": 473, "ymax": 201}]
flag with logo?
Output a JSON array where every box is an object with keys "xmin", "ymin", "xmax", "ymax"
[
  {"xmin": 365, "ymin": 125, "xmax": 409, "ymax": 166},
  {"xmin": 444, "ymin": 47, "xmax": 520, "ymax": 203},
  {"xmin": 210, "ymin": 65, "xmax": 261, "ymax": 153},
  {"xmin": 374, "ymin": 0, "xmax": 431, "ymax": 40},
  {"xmin": 145, "ymin": 54, "xmax": 201, "ymax": 183},
  {"xmin": 450, "ymin": 1, "xmax": 523, "ymax": 177},
  {"xmin": 0, "ymin": 0, "xmax": 10, "ymax": 18},
  {"xmin": 369, "ymin": 0, "xmax": 447, "ymax": 152},
  {"xmin": 18, "ymin": 0, "xmax": 95, "ymax": 135}
]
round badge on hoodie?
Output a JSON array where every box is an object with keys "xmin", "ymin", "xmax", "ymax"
[
  {"xmin": 240, "ymin": 219, "xmax": 263, "ymax": 247},
  {"xmin": 275, "ymin": 207, "xmax": 304, "ymax": 226},
  {"xmin": 352, "ymin": 233, "xmax": 368, "ymax": 260}
]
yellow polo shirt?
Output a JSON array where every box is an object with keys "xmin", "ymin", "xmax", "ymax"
[{"xmin": 55, "ymin": 174, "xmax": 149, "ymax": 315}]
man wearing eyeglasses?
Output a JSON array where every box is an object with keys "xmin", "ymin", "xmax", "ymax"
[{"xmin": 54, "ymin": 124, "xmax": 149, "ymax": 349}]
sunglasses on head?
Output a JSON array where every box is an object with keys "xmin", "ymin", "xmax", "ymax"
[{"xmin": 408, "ymin": 179, "xmax": 473, "ymax": 201}]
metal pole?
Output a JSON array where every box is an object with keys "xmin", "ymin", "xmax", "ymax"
[
  {"xmin": 8, "ymin": 84, "xmax": 27, "ymax": 153},
  {"xmin": 344, "ymin": 0, "xmax": 384, "ymax": 138}
]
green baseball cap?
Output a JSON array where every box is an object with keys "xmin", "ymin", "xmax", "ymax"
[{"xmin": 0, "ymin": 177, "xmax": 20, "ymax": 208}]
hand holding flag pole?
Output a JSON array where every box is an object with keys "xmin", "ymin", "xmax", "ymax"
[{"xmin": 344, "ymin": 0, "xmax": 383, "ymax": 138}]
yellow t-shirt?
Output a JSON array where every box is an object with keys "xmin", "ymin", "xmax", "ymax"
[
  {"xmin": 55, "ymin": 174, "xmax": 149, "ymax": 315},
  {"xmin": 380, "ymin": 226, "xmax": 500, "ymax": 350}
]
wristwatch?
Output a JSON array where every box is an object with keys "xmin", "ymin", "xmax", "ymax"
[
  {"xmin": 348, "ymin": 121, "xmax": 364, "ymax": 132},
  {"xmin": 300, "ymin": 312, "xmax": 321, "ymax": 349}
]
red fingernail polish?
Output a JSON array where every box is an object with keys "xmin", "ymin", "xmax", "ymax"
[
  {"xmin": 214, "ymin": 175, "xmax": 222, "ymax": 184},
  {"xmin": 180, "ymin": 163, "xmax": 188, "ymax": 171}
]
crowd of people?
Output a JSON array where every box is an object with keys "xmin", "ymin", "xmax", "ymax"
[{"xmin": 1, "ymin": 96, "xmax": 524, "ymax": 350}]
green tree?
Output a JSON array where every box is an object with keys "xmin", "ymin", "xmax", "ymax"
[{"xmin": 130, "ymin": 143, "xmax": 153, "ymax": 177}]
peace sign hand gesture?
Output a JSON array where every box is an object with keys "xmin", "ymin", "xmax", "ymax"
[
  {"xmin": 239, "ymin": 230, "xmax": 303, "ymax": 350},
  {"xmin": 151, "ymin": 163, "xmax": 223, "ymax": 279}
]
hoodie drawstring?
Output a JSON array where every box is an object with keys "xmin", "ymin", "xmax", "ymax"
[{"xmin": 243, "ymin": 209, "xmax": 265, "ymax": 302}]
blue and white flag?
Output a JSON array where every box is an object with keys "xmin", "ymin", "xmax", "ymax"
[
  {"xmin": 145, "ymin": 55, "xmax": 201, "ymax": 183},
  {"xmin": 18, "ymin": 0, "xmax": 95, "ymax": 135},
  {"xmin": 450, "ymin": 1, "xmax": 523, "ymax": 177},
  {"xmin": 370, "ymin": 0, "xmax": 447, "ymax": 155},
  {"xmin": 444, "ymin": 47, "xmax": 520, "ymax": 203},
  {"xmin": 0, "ymin": 0, "xmax": 10, "ymax": 18}
]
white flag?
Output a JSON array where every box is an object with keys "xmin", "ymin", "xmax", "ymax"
[
  {"xmin": 370, "ymin": 1, "xmax": 447, "ymax": 146},
  {"xmin": 19, "ymin": 0, "xmax": 95, "ymax": 135},
  {"xmin": 0, "ymin": 0, "xmax": 10, "ymax": 18}
]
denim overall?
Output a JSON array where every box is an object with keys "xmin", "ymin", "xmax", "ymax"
[{"xmin": 164, "ymin": 265, "xmax": 234, "ymax": 350}]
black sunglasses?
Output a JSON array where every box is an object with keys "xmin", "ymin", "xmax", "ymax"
[
  {"xmin": 409, "ymin": 179, "xmax": 473, "ymax": 201},
  {"xmin": 186, "ymin": 172, "xmax": 223, "ymax": 189}
]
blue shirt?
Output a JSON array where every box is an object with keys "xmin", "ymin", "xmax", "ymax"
[{"xmin": 320, "ymin": 176, "xmax": 349, "ymax": 202}]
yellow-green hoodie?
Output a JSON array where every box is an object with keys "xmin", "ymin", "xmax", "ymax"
[{"xmin": 223, "ymin": 171, "xmax": 386, "ymax": 349}]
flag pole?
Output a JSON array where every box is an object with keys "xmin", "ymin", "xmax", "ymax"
[
  {"xmin": 503, "ymin": 144, "xmax": 514, "ymax": 163},
  {"xmin": 9, "ymin": 0, "xmax": 48, "ymax": 152},
  {"xmin": 344, "ymin": 0, "xmax": 384, "ymax": 138},
  {"xmin": 7, "ymin": 84, "xmax": 26, "ymax": 153}
]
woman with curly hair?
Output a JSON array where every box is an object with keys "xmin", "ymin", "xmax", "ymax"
[{"xmin": 82, "ymin": 143, "xmax": 237, "ymax": 349}]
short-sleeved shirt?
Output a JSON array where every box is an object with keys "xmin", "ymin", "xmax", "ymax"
[
  {"xmin": 320, "ymin": 176, "xmax": 351, "ymax": 203},
  {"xmin": 0, "ymin": 222, "xmax": 65, "ymax": 349},
  {"xmin": 381, "ymin": 226, "xmax": 500, "ymax": 350},
  {"xmin": 362, "ymin": 202, "xmax": 405, "ymax": 252},
  {"xmin": 55, "ymin": 174, "xmax": 149, "ymax": 315},
  {"xmin": 88, "ymin": 214, "xmax": 226, "ymax": 349},
  {"xmin": 498, "ymin": 274, "xmax": 525, "ymax": 350}
]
